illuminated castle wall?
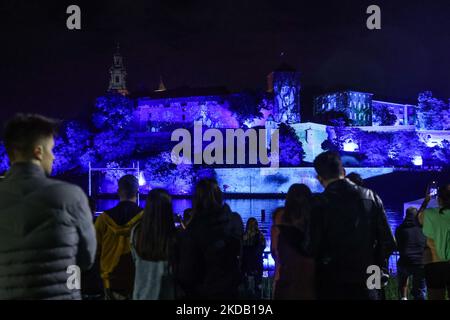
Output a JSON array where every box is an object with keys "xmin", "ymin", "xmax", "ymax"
[
  {"xmin": 101, "ymin": 48, "xmax": 449, "ymax": 168},
  {"xmin": 129, "ymin": 62, "xmax": 301, "ymax": 133},
  {"xmin": 372, "ymin": 100, "xmax": 416, "ymax": 126},
  {"xmin": 133, "ymin": 89, "xmax": 240, "ymax": 132},
  {"xmin": 314, "ymin": 91, "xmax": 373, "ymax": 126}
]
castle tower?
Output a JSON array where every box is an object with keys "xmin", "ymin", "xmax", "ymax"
[
  {"xmin": 108, "ymin": 44, "xmax": 129, "ymax": 95},
  {"xmin": 267, "ymin": 62, "xmax": 301, "ymax": 124}
]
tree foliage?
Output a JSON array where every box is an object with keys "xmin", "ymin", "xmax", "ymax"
[
  {"xmin": 373, "ymin": 105, "xmax": 397, "ymax": 126},
  {"xmin": 93, "ymin": 93, "xmax": 134, "ymax": 130},
  {"xmin": 417, "ymin": 91, "xmax": 449, "ymax": 130},
  {"xmin": 144, "ymin": 152, "xmax": 194, "ymax": 194},
  {"xmin": 228, "ymin": 90, "xmax": 263, "ymax": 125},
  {"xmin": 52, "ymin": 121, "xmax": 94, "ymax": 175},
  {"xmin": 278, "ymin": 123, "xmax": 304, "ymax": 166},
  {"xmin": 0, "ymin": 142, "xmax": 9, "ymax": 174}
]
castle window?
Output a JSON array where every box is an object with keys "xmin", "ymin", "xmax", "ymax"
[
  {"xmin": 115, "ymin": 76, "xmax": 120, "ymax": 83},
  {"xmin": 182, "ymin": 114, "xmax": 186, "ymax": 121}
]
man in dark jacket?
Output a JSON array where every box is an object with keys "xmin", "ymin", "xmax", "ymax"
[
  {"xmin": 0, "ymin": 114, "xmax": 97, "ymax": 299},
  {"xmin": 177, "ymin": 179, "xmax": 242, "ymax": 299},
  {"xmin": 312, "ymin": 151, "xmax": 396, "ymax": 300},
  {"xmin": 395, "ymin": 207, "xmax": 427, "ymax": 300}
]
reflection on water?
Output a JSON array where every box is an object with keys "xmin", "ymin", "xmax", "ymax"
[{"xmin": 97, "ymin": 198, "xmax": 403, "ymax": 273}]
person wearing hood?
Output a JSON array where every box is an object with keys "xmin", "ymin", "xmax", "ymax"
[
  {"xmin": 395, "ymin": 207, "xmax": 427, "ymax": 300},
  {"xmin": 95, "ymin": 174, "xmax": 143, "ymax": 300}
]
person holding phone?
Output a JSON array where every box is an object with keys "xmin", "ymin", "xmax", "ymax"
[{"xmin": 418, "ymin": 183, "xmax": 450, "ymax": 300}]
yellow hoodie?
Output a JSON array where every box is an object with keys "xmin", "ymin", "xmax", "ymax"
[{"xmin": 95, "ymin": 210, "xmax": 143, "ymax": 289}]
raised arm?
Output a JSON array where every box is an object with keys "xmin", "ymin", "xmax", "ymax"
[{"xmin": 418, "ymin": 185, "xmax": 432, "ymax": 226}]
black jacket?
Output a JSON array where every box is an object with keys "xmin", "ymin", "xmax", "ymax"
[
  {"xmin": 395, "ymin": 217, "xmax": 426, "ymax": 266},
  {"xmin": 0, "ymin": 163, "xmax": 97, "ymax": 299},
  {"xmin": 313, "ymin": 179, "xmax": 396, "ymax": 288},
  {"xmin": 176, "ymin": 206, "xmax": 242, "ymax": 299}
]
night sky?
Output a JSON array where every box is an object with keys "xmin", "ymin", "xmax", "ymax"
[{"xmin": 0, "ymin": 0, "xmax": 449, "ymax": 123}]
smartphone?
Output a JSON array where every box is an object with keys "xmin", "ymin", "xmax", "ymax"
[
  {"xmin": 429, "ymin": 181, "xmax": 438, "ymax": 199},
  {"xmin": 174, "ymin": 213, "xmax": 182, "ymax": 228}
]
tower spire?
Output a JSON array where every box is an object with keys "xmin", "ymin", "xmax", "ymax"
[
  {"xmin": 108, "ymin": 44, "xmax": 129, "ymax": 95},
  {"xmin": 155, "ymin": 75, "xmax": 167, "ymax": 92}
]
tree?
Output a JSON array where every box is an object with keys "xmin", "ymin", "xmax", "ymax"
[
  {"xmin": 91, "ymin": 93, "xmax": 137, "ymax": 164},
  {"xmin": 0, "ymin": 142, "xmax": 9, "ymax": 174},
  {"xmin": 417, "ymin": 91, "xmax": 449, "ymax": 130},
  {"xmin": 93, "ymin": 93, "xmax": 134, "ymax": 130},
  {"xmin": 278, "ymin": 123, "xmax": 304, "ymax": 166},
  {"xmin": 373, "ymin": 105, "xmax": 397, "ymax": 126},
  {"xmin": 228, "ymin": 90, "xmax": 263, "ymax": 125},
  {"xmin": 144, "ymin": 152, "xmax": 194, "ymax": 194},
  {"xmin": 432, "ymin": 140, "xmax": 450, "ymax": 167},
  {"xmin": 92, "ymin": 129, "xmax": 137, "ymax": 164},
  {"xmin": 389, "ymin": 131, "xmax": 426, "ymax": 167},
  {"xmin": 358, "ymin": 131, "xmax": 391, "ymax": 166},
  {"xmin": 321, "ymin": 119, "xmax": 357, "ymax": 152},
  {"xmin": 52, "ymin": 121, "xmax": 94, "ymax": 175}
]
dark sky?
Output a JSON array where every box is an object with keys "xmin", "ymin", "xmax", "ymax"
[{"xmin": 0, "ymin": 0, "xmax": 449, "ymax": 123}]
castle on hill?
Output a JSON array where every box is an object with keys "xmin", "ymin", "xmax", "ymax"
[{"xmin": 104, "ymin": 46, "xmax": 450, "ymax": 163}]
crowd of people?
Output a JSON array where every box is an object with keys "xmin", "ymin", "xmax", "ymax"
[{"xmin": 0, "ymin": 113, "xmax": 449, "ymax": 300}]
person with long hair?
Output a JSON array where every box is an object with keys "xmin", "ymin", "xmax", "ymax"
[
  {"xmin": 131, "ymin": 188, "xmax": 177, "ymax": 300},
  {"xmin": 242, "ymin": 217, "xmax": 266, "ymax": 298},
  {"xmin": 418, "ymin": 183, "xmax": 450, "ymax": 300},
  {"xmin": 272, "ymin": 183, "xmax": 316, "ymax": 299},
  {"xmin": 176, "ymin": 179, "xmax": 242, "ymax": 299}
]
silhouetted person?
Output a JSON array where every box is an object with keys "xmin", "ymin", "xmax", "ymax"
[
  {"xmin": 131, "ymin": 189, "xmax": 177, "ymax": 300},
  {"xmin": 312, "ymin": 151, "xmax": 396, "ymax": 300},
  {"xmin": 242, "ymin": 217, "xmax": 266, "ymax": 298},
  {"xmin": 346, "ymin": 172, "xmax": 364, "ymax": 186},
  {"xmin": 223, "ymin": 203, "xmax": 244, "ymax": 242},
  {"xmin": 182, "ymin": 208, "xmax": 193, "ymax": 229},
  {"xmin": 270, "ymin": 207, "xmax": 284, "ymax": 299},
  {"xmin": 81, "ymin": 197, "xmax": 103, "ymax": 300},
  {"xmin": 0, "ymin": 114, "xmax": 96, "ymax": 299},
  {"xmin": 95, "ymin": 174, "xmax": 143, "ymax": 300},
  {"xmin": 419, "ymin": 184, "xmax": 450, "ymax": 300},
  {"xmin": 273, "ymin": 184, "xmax": 316, "ymax": 300},
  {"xmin": 395, "ymin": 207, "xmax": 426, "ymax": 300},
  {"xmin": 177, "ymin": 179, "xmax": 242, "ymax": 299}
]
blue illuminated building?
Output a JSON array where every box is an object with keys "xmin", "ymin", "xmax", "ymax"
[{"xmin": 314, "ymin": 91, "xmax": 373, "ymax": 126}]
